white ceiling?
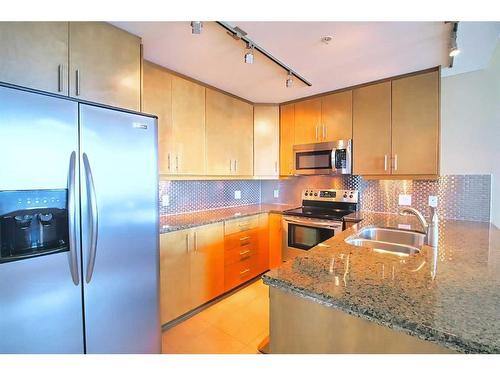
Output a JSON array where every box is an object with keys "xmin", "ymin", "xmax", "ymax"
[
  {"xmin": 441, "ymin": 22, "xmax": 500, "ymax": 77},
  {"xmin": 113, "ymin": 21, "xmax": 452, "ymax": 103}
]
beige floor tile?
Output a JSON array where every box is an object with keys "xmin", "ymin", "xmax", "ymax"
[
  {"xmin": 173, "ymin": 325, "xmax": 246, "ymax": 354},
  {"xmin": 214, "ymin": 308, "xmax": 268, "ymax": 345}
]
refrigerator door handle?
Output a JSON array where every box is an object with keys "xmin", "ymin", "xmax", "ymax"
[
  {"xmin": 83, "ymin": 152, "xmax": 99, "ymax": 283},
  {"xmin": 67, "ymin": 151, "xmax": 80, "ymax": 285}
]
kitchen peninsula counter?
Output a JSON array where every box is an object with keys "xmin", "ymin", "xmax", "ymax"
[{"xmin": 263, "ymin": 212, "xmax": 500, "ymax": 353}]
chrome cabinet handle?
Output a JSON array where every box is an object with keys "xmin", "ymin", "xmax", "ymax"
[
  {"xmin": 58, "ymin": 64, "xmax": 63, "ymax": 93},
  {"xmin": 394, "ymin": 154, "xmax": 398, "ymax": 171},
  {"xmin": 75, "ymin": 69, "xmax": 80, "ymax": 96},
  {"xmin": 229, "ymin": 159, "xmax": 232, "ymax": 173},
  {"xmin": 239, "ymin": 268, "xmax": 250, "ymax": 277},
  {"xmin": 274, "ymin": 161, "xmax": 278, "ymax": 173},
  {"xmin": 239, "ymin": 250, "xmax": 251, "ymax": 259},
  {"xmin": 324, "ymin": 124, "xmax": 327, "ymax": 139},
  {"xmin": 234, "ymin": 159, "xmax": 237, "ymax": 173},
  {"xmin": 67, "ymin": 151, "xmax": 79, "ymax": 285},
  {"xmin": 175, "ymin": 155, "xmax": 179, "ymax": 172},
  {"xmin": 83, "ymin": 153, "xmax": 99, "ymax": 284},
  {"xmin": 384, "ymin": 154, "xmax": 388, "ymax": 171},
  {"xmin": 167, "ymin": 153, "xmax": 171, "ymax": 171}
]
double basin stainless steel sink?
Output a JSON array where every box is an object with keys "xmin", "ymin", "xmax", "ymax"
[{"xmin": 345, "ymin": 226, "xmax": 425, "ymax": 256}]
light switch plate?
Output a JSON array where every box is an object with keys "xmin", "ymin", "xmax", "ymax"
[
  {"xmin": 428, "ymin": 196, "xmax": 438, "ymax": 207},
  {"xmin": 161, "ymin": 195, "xmax": 170, "ymax": 207},
  {"xmin": 398, "ymin": 194, "xmax": 412, "ymax": 206},
  {"xmin": 234, "ymin": 190, "xmax": 241, "ymax": 200},
  {"xmin": 273, "ymin": 189, "xmax": 279, "ymax": 198}
]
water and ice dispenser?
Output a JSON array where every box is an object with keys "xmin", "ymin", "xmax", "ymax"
[{"xmin": 0, "ymin": 189, "xmax": 69, "ymax": 263}]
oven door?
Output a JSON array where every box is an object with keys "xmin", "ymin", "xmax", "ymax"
[{"xmin": 282, "ymin": 216, "xmax": 343, "ymax": 261}]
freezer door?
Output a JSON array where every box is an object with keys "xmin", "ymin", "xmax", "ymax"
[
  {"xmin": 79, "ymin": 104, "xmax": 160, "ymax": 353},
  {"xmin": 0, "ymin": 85, "xmax": 83, "ymax": 353}
]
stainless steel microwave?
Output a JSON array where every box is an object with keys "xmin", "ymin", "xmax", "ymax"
[{"xmin": 293, "ymin": 139, "xmax": 352, "ymax": 176}]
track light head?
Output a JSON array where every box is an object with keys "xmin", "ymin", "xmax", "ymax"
[
  {"xmin": 449, "ymin": 38, "xmax": 460, "ymax": 57},
  {"xmin": 191, "ymin": 21, "xmax": 203, "ymax": 35},
  {"xmin": 244, "ymin": 43, "xmax": 254, "ymax": 64},
  {"xmin": 286, "ymin": 72, "xmax": 293, "ymax": 88}
]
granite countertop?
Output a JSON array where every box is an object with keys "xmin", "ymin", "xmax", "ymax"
[
  {"xmin": 160, "ymin": 203, "xmax": 296, "ymax": 233},
  {"xmin": 263, "ymin": 211, "xmax": 500, "ymax": 353}
]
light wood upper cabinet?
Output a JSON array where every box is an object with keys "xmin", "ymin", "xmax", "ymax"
[
  {"xmin": 391, "ymin": 71, "xmax": 439, "ymax": 175},
  {"xmin": 280, "ymin": 104, "xmax": 295, "ymax": 176},
  {"xmin": 0, "ymin": 22, "xmax": 69, "ymax": 94},
  {"xmin": 254, "ymin": 105, "xmax": 280, "ymax": 178},
  {"xmin": 172, "ymin": 76, "xmax": 206, "ymax": 175},
  {"xmin": 353, "ymin": 82, "xmax": 392, "ymax": 175},
  {"xmin": 206, "ymin": 88, "xmax": 253, "ymax": 176},
  {"xmin": 142, "ymin": 61, "xmax": 173, "ymax": 175},
  {"xmin": 294, "ymin": 98, "xmax": 322, "ymax": 145},
  {"xmin": 69, "ymin": 22, "xmax": 141, "ymax": 111},
  {"xmin": 321, "ymin": 90, "xmax": 352, "ymax": 141}
]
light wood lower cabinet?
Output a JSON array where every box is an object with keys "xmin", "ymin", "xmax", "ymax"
[
  {"xmin": 269, "ymin": 213, "xmax": 283, "ymax": 269},
  {"xmin": 68, "ymin": 22, "xmax": 141, "ymax": 111},
  {"xmin": 280, "ymin": 104, "xmax": 295, "ymax": 176},
  {"xmin": 391, "ymin": 71, "xmax": 439, "ymax": 175},
  {"xmin": 353, "ymin": 82, "xmax": 392, "ymax": 175},
  {"xmin": 160, "ymin": 222, "xmax": 224, "ymax": 325},
  {"xmin": 254, "ymin": 105, "xmax": 280, "ymax": 178},
  {"xmin": 0, "ymin": 22, "xmax": 69, "ymax": 95}
]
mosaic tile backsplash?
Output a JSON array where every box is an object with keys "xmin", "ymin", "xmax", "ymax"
[
  {"xmin": 261, "ymin": 175, "xmax": 492, "ymax": 222},
  {"xmin": 160, "ymin": 175, "xmax": 491, "ymax": 222}
]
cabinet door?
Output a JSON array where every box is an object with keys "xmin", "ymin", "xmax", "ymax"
[
  {"xmin": 352, "ymin": 82, "xmax": 392, "ymax": 175},
  {"xmin": 257, "ymin": 214, "xmax": 270, "ymax": 274},
  {"xmin": 160, "ymin": 229, "xmax": 192, "ymax": 325},
  {"xmin": 294, "ymin": 98, "xmax": 321, "ymax": 144},
  {"xmin": 391, "ymin": 71, "xmax": 439, "ymax": 175},
  {"xmin": 206, "ymin": 89, "xmax": 234, "ymax": 176},
  {"xmin": 232, "ymin": 99, "xmax": 254, "ymax": 176},
  {"xmin": 172, "ymin": 76, "xmax": 206, "ymax": 175},
  {"xmin": 269, "ymin": 213, "xmax": 283, "ymax": 269},
  {"xmin": 0, "ymin": 22, "xmax": 69, "ymax": 94},
  {"xmin": 190, "ymin": 223, "xmax": 224, "ymax": 307},
  {"xmin": 142, "ymin": 61, "xmax": 173, "ymax": 175},
  {"xmin": 321, "ymin": 90, "xmax": 352, "ymax": 141},
  {"xmin": 280, "ymin": 104, "xmax": 295, "ymax": 176},
  {"xmin": 254, "ymin": 105, "xmax": 279, "ymax": 177},
  {"xmin": 69, "ymin": 22, "xmax": 141, "ymax": 111}
]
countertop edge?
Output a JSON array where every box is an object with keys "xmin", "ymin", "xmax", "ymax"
[{"xmin": 261, "ymin": 274, "xmax": 493, "ymax": 354}]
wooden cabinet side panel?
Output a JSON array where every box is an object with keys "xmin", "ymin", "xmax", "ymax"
[
  {"xmin": 254, "ymin": 105, "xmax": 280, "ymax": 177},
  {"xmin": 172, "ymin": 76, "xmax": 206, "ymax": 175},
  {"xmin": 257, "ymin": 213, "xmax": 270, "ymax": 274},
  {"xmin": 69, "ymin": 22, "xmax": 141, "ymax": 111},
  {"xmin": 321, "ymin": 90, "xmax": 353, "ymax": 141},
  {"xmin": 391, "ymin": 71, "xmax": 439, "ymax": 175},
  {"xmin": 352, "ymin": 82, "xmax": 392, "ymax": 175},
  {"xmin": 142, "ymin": 61, "xmax": 173, "ymax": 175},
  {"xmin": 160, "ymin": 229, "xmax": 192, "ymax": 325},
  {"xmin": 269, "ymin": 213, "xmax": 283, "ymax": 269},
  {"xmin": 0, "ymin": 22, "xmax": 69, "ymax": 94},
  {"xmin": 280, "ymin": 104, "xmax": 295, "ymax": 176}
]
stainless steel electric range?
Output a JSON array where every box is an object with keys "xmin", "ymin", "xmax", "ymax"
[{"xmin": 282, "ymin": 189, "xmax": 359, "ymax": 260}]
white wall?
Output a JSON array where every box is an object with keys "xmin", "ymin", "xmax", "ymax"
[{"xmin": 440, "ymin": 41, "xmax": 500, "ymax": 227}]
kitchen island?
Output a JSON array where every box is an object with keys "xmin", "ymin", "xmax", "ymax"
[{"xmin": 262, "ymin": 212, "xmax": 500, "ymax": 354}]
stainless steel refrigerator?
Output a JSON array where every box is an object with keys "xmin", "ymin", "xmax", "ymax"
[{"xmin": 0, "ymin": 84, "xmax": 160, "ymax": 353}]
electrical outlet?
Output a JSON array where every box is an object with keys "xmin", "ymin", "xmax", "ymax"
[
  {"xmin": 398, "ymin": 194, "xmax": 412, "ymax": 206},
  {"xmin": 234, "ymin": 190, "xmax": 241, "ymax": 200},
  {"xmin": 273, "ymin": 189, "xmax": 279, "ymax": 198},
  {"xmin": 161, "ymin": 195, "xmax": 169, "ymax": 207},
  {"xmin": 428, "ymin": 196, "xmax": 438, "ymax": 207}
]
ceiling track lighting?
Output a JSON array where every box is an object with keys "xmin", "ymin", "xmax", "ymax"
[
  {"xmin": 447, "ymin": 21, "xmax": 460, "ymax": 67},
  {"xmin": 190, "ymin": 21, "xmax": 203, "ymax": 35},
  {"xmin": 215, "ymin": 21, "xmax": 312, "ymax": 87}
]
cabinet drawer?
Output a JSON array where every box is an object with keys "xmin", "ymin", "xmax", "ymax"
[
  {"xmin": 225, "ymin": 244, "xmax": 257, "ymax": 266},
  {"xmin": 224, "ymin": 228, "xmax": 259, "ymax": 250},
  {"xmin": 224, "ymin": 215, "xmax": 259, "ymax": 235},
  {"xmin": 224, "ymin": 256, "xmax": 259, "ymax": 291}
]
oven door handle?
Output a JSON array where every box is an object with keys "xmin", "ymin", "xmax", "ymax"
[{"xmin": 283, "ymin": 217, "xmax": 343, "ymax": 229}]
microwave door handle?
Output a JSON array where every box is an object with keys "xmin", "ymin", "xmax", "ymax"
[
  {"xmin": 331, "ymin": 149, "xmax": 337, "ymax": 173},
  {"xmin": 67, "ymin": 151, "xmax": 80, "ymax": 286},
  {"xmin": 83, "ymin": 153, "xmax": 99, "ymax": 284}
]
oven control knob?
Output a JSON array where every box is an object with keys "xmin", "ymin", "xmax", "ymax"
[
  {"xmin": 343, "ymin": 194, "xmax": 348, "ymax": 198},
  {"xmin": 314, "ymin": 193, "xmax": 318, "ymax": 196},
  {"xmin": 305, "ymin": 193, "xmax": 308, "ymax": 196},
  {"xmin": 349, "ymin": 195, "xmax": 353, "ymax": 198}
]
